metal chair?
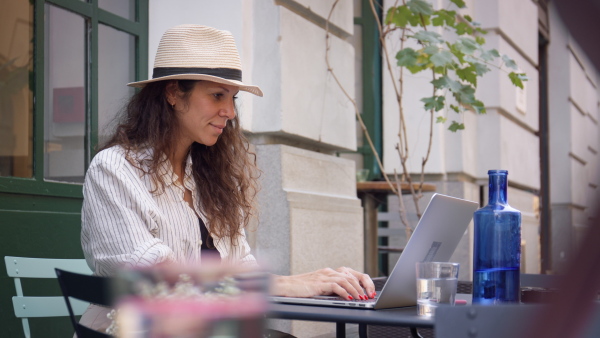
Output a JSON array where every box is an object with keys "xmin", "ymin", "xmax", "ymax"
[
  {"xmin": 4, "ymin": 256, "xmax": 92, "ymax": 338},
  {"xmin": 55, "ymin": 268, "xmax": 113, "ymax": 338}
]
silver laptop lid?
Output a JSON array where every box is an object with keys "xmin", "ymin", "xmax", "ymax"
[{"xmin": 374, "ymin": 193, "xmax": 478, "ymax": 309}]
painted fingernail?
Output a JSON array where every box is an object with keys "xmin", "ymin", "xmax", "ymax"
[
  {"xmin": 371, "ymin": 292, "xmax": 377, "ymax": 298},
  {"xmin": 348, "ymin": 296, "xmax": 353, "ymax": 300},
  {"xmin": 361, "ymin": 295, "xmax": 366, "ymax": 300}
]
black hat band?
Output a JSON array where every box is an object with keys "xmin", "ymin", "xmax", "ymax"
[{"xmin": 152, "ymin": 67, "xmax": 242, "ymax": 81}]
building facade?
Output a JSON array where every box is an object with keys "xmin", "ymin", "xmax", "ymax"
[{"xmin": 0, "ymin": 0, "xmax": 598, "ymax": 337}]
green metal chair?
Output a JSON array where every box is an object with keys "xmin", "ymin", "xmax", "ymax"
[{"xmin": 4, "ymin": 256, "xmax": 93, "ymax": 338}]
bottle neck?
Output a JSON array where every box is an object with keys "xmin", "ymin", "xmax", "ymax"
[{"xmin": 488, "ymin": 174, "xmax": 508, "ymax": 205}]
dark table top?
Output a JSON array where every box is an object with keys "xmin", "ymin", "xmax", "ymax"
[{"xmin": 267, "ymin": 302, "xmax": 435, "ymax": 328}]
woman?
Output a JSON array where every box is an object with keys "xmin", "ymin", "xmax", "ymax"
[{"xmin": 80, "ymin": 24, "xmax": 374, "ymax": 331}]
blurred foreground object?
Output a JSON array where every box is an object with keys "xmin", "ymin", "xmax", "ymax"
[
  {"xmin": 113, "ymin": 261, "xmax": 269, "ymax": 338},
  {"xmin": 525, "ymin": 200, "xmax": 600, "ymax": 338}
]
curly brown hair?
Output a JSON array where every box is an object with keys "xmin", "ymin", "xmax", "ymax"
[{"xmin": 101, "ymin": 80, "xmax": 259, "ymax": 246}]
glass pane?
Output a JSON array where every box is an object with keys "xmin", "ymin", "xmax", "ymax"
[
  {"xmin": 98, "ymin": 24, "xmax": 136, "ymax": 146},
  {"xmin": 99, "ymin": 0, "xmax": 136, "ymax": 21},
  {"xmin": 44, "ymin": 4, "xmax": 86, "ymax": 183},
  {"xmin": 0, "ymin": 0, "xmax": 34, "ymax": 178}
]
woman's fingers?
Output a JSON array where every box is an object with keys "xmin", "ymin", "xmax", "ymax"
[
  {"xmin": 335, "ymin": 266, "xmax": 376, "ymax": 299},
  {"xmin": 329, "ymin": 282, "xmax": 351, "ymax": 300},
  {"xmin": 331, "ymin": 274, "xmax": 363, "ymax": 300},
  {"xmin": 270, "ymin": 267, "xmax": 376, "ymax": 300},
  {"xmin": 356, "ymin": 271, "xmax": 376, "ymax": 298},
  {"xmin": 330, "ymin": 267, "xmax": 370, "ymax": 300}
]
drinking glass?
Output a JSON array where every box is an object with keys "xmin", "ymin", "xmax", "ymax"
[{"xmin": 416, "ymin": 262, "xmax": 459, "ymax": 316}]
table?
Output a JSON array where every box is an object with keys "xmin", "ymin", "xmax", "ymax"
[
  {"xmin": 268, "ymin": 302, "xmax": 433, "ymax": 338},
  {"xmin": 357, "ymin": 181, "xmax": 436, "ymax": 276}
]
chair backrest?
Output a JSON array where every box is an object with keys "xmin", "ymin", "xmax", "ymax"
[
  {"xmin": 4, "ymin": 256, "xmax": 93, "ymax": 338},
  {"xmin": 55, "ymin": 268, "xmax": 113, "ymax": 338}
]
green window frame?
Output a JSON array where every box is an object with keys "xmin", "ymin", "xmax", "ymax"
[
  {"xmin": 354, "ymin": 0, "xmax": 383, "ymax": 180},
  {"xmin": 0, "ymin": 0, "xmax": 148, "ymax": 198}
]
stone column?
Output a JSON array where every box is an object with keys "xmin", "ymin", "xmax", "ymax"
[{"xmin": 247, "ymin": 1, "xmax": 363, "ymax": 336}]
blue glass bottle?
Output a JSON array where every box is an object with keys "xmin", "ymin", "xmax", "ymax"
[{"xmin": 472, "ymin": 170, "xmax": 521, "ymax": 304}]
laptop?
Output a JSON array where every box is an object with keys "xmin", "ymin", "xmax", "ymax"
[{"xmin": 269, "ymin": 193, "xmax": 479, "ymax": 309}]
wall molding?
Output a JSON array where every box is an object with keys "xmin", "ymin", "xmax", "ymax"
[
  {"xmin": 489, "ymin": 28, "xmax": 537, "ymax": 69},
  {"xmin": 569, "ymin": 151, "xmax": 587, "ymax": 165},
  {"xmin": 487, "ymin": 106, "xmax": 539, "ymax": 135},
  {"xmin": 274, "ymin": 0, "xmax": 352, "ymax": 42}
]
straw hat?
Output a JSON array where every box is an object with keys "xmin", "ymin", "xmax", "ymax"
[{"xmin": 127, "ymin": 24, "xmax": 263, "ymax": 97}]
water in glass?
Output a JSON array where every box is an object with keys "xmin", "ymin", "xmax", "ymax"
[{"xmin": 416, "ymin": 277, "xmax": 458, "ymax": 316}]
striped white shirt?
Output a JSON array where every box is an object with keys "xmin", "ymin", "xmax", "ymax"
[{"xmin": 81, "ymin": 145, "xmax": 256, "ymax": 276}]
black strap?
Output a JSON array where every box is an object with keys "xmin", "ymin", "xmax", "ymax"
[
  {"xmin": 199, "ymin": 218, "xmax": 220, "ymax": 262},
  {"xmin": 153, "ymin": 67, "xmax": 242, "ymax": 81}
]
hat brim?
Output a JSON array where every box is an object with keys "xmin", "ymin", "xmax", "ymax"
[{"xmin": 127, "ymin": 74, "xmax": 263, "ymax": 97}]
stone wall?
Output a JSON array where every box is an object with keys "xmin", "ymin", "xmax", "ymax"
[{"xmin": 548, "ymin": 3, "xmax": 600, "ymax": 273}]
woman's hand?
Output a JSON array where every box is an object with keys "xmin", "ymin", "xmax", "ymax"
[{"xmin": 271, "ymin": 267, "xmax": 376, "ymax": 300}]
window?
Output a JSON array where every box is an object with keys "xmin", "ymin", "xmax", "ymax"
[
  {"xmin": 0, "ymin": 0, "xmax": 34, "ymax": 178},
  {"xmin": 0, "ymin": 0, "xmax": 147, "ymax": 193}
]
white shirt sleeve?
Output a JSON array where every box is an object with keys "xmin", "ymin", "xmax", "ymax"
[{"xmin": 81, "ymin": 149, "xmax": 175, "ymax": 276}]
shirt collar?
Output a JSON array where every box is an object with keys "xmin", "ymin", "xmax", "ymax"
[{"xmin": 154, "ymin": 150, "xmax": 194, "ymax": 189}]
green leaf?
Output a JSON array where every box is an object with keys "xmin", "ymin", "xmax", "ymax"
[
  {"xmin": 408, "ymin": 12, "xmax": 422, "ymax": 26},
  {"xmin": 432, "ymin": 9, "xmax": 456, "ymax": 27},
  {"xmin": 471, "ymin": 99, "xmax": 486, "ymax": 114},
  {"xmin": 421, "ymin": 95, "xmax": 446, "ymax": 112},
  {"xmin": 464, "ymin": 15, "xmax": 473, "ymax": 22},
  {"xmin": 385, "ymin": 7, "xmax": 394, "ymax": 25},
  {"xmin": 448, "ymin": 42, "xmax": 466, "ymax": 64},
  {"xmin": 448, "ymin": 121, "xmax": 465, "ymax": 132},
  {"xmin": 450, "ymin": 104, "xmax": 460, "ymax": 113},
  {"xmin": 455, "ymin": 22, "xmax": 473, "ymax": 35},
  {"xmin": 432, "ymin": 75, "xmax": 463, "ymax": 92},
  {"xmin": 436, "ymin": 116, "xmax": 447, "ymax": 123},
  {"xmin": 454, "ymin": 84, "xmax": 476, "ymax": 105},
  {"xmin": 457, "ymin": 37, "xmax": 478, "ymax": 54},
  {"xmin": 432, "ymin": 14, "xmax": 445, "ymax": 27},
  {"xmin": 423, "ymin": 45, "xmax": 439, "ymax": 55},
  {"xmin": 413, "ymin": 30, "xmax": 444, "ymax": 44},
  {"xmin": 385, "ymin": 7, "xmax": 395, "ymax": 25},
  {"xmin": 430, "ymin": 50, "xmax": 454, "ymax": 67},
  {"xmin": 407, "ymin": 64, "xmax": 428, "ymax": 74},
  {"xmin": 474, "ymin": 62, "xmax": 491, "ymax": 76},
  {"xmin": 434, "ymin": 66, "xmax": 447, "ymax": 74},
  {"xmin": 480, "ymin": 48, "xmax": 500, "ymax": 61},
  {"xmin": 456, "ymin": 65, "xmax": 477, "ymax": 85},
  {"xmin": 396, "ymin": 48, "xmax": 419, "ymax": 67},
  {"xmin": 502, "ymin": 55, "xmax": 518, "ymax": 70},
  {"xmin": 408, "ymin": 0, "xmax": 434, "ymax": 15},
  {"xmin": 508, "ymin": 72, "xmax": 528, "ymax": 89},
  {"xmin": 387, "ymin": 5, "xmax": 412, "ymax": 27},
  {"xmin": 463, "ymin": 55, "xmax": 479, "ymax": 63},
  {"xmin": 450, "ymin": 0, "xmax": 466, "ymax": 8},
  {"xmin": 475, "ymin": 36, "xmax": 486, "ymax": 45}
]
